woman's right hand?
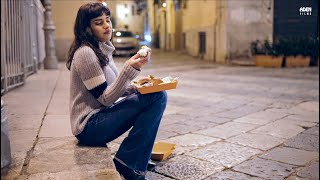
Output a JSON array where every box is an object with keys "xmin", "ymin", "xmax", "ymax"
[{"xmin": 127, "ymin": 53, "xmax": 150, "ymax": 70}]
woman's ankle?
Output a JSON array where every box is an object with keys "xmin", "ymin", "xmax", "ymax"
[{"xmin": 113, "ymin": 158, "xmax": 146, "ymax": 180}]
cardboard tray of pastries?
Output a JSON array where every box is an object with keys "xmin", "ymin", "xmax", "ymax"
[{"xmin": 133, "ymin": 75, "xmax": 179, "ymax": 94}]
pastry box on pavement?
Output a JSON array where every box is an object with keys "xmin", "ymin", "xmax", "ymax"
[
  {"xmin": 151, "ymin": 142, "xmax": 176, "ymax": 161},
  {"xmin": 133, "ymin": 75, "xmax": 179, "ymax": 94}
]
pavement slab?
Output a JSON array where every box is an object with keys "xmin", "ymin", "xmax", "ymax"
[
  {"xmin": 179, "ymin": 104, "xmax": 227, "ymax": 117},
  {"xmin": 213, "ymin": 109, "xmax": 252, "ymax": 119},
  {"xmin": 194, "ymin": 121, "xmax": 258, "ymax": 139},
  {"xmin": 7, "ymin": 114, "xmax": 43, "ymax": 131},
  {"xmin": 214, "ymin": 100, "xmax": 248, "ymax": 111},
  {"xmin": 226, "ymin": 133, "xmax": 284, "ymax": 150},
  {"xmin": 46, "ymin": 97, "xmax": 69, "ymax": 115},
  {"xmin": 294, "ymin": 101, "xmax": 319, "ymax": 112},
  {"xmin": 250, "ymin": 119, "xmax": 306, "ymax": 139},
  {"xmin": 186, "ymin": 142, "xmax": 262, "ymax": 168},
  {"xmin": 160, "ymin": 123, "xmax": 207, "ymax": 135},
  {"xmin": 165, "ymin": 134, "xmax": 220, "ymax": 147},
  {"xmin": 26, "ymin": 137, "xmax": 120, "ymax": 179},
  {"xmin": 161, "ymin": 120, "xmax": 217, "ymax": 135},
  {"xmin": 240, "ymin": 108, "xmax": 288, "ymax": 123},
  {"xmin": 286, "ymin": 176, "xmax": 310, "ymax": 180},
  {"xmin": 1, "ymin": 152, "xmax": 26, "ymax": 180},
  {"xmin": 163, "ymin": 104, "xmax": 189, "ymax": 116},
  {"xmin": 287, "ymin": 107, "xmax": 319, "ymax": 123},
  {"xmin": 295, "ymin": 161, "xmax": 319, "ymax": 180},
  {"xmin": 38, "ymin": 114, "xmax": 72, "ymax": 138},
  {"xmin": 204, "ymin": 170, "xmax": 263, "ymax": 180},
  {"xmin": 165, "ymin": 134, "xmax": 220, "ymax": 155},
  {"xmin": 156, "ymin": 130, "xmax": 180, "ymax": 141},
  {"xmin": 230, "ymin": 104, "xmax": 266, "ymax": 115},
  {"xmin": 259, "ymin": 147, "xmax": 319, "ymax": 166},
  {"xmin": 26, "ymin": 168, "xmax": 121, "ymax": 180},
  {"xmin": 9, "ymin": 129, "xmax": 38, "ymax": 154},
  {"xmin": 180, "ymin": 119, "xmax": 218, "ymax": 130},
  {"xmin": 199, "ymin": 116, "xmax": 233, "ymax": 124},
  {"xmin": 279, "ymin": 116, "xmax": 317, "ymax": 128},
  {"xmin": 283, "ymin": 113, "xmax": 319, "ymax": 124},
  {"xmin": 233, "ymin": 116, "xmax": 270, "ymax": 125},
  {"xmin": 155, "ymin": 155, "xmax": 224, "ymax": 180},
  {"xmin": 107, "ymin": 142, "xmax": 120, "ymax": 155},
  {"xmin": 270, "ymin": 100, "xmax": 299, "ymax": 110},
  {"xmin": 233, "ymin": 158, "xmax": 297, "ymax": 180},
  {"xmin": 284, "ymin": 133, "xmax": 319, "ymax": 152},
  {"xmin": 160, "ymin": 113, "xmax": 193, "ymax": 126},
  {"xmin": 302, "ymin": 126, "xmax": 319, "ymax": 136},
  {"xmin": 146, "ymin": 171, "xmax": 174, "ymax": 180}
]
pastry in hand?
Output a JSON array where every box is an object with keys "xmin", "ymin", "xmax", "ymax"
[{"xmin": 137, "ymin": 46, "xmax": 151, "ymax": 57}]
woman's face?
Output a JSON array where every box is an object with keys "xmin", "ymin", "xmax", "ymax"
[{"xmin": 90, "ymin": 13, "xmax": 112, "ymax": 43}]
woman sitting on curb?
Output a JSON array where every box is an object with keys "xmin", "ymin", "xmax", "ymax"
[{"xmin": 66, "ymin": 2, "xmax": 167, "ymax": 180}]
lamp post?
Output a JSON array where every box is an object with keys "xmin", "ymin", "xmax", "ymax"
[
  {"xmin": 159, "ymin": 2, "xmax": 167, "ymax": 50},
  {"xmin": 43, "ymin": 0, "xmax": 58, "ymax": 69}
]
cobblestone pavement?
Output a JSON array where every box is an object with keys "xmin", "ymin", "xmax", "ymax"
[{"xmin": 2, "ymin": 50, "xmax": 319, "ymax": 180}]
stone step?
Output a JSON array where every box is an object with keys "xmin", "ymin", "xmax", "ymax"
[{"xmin": 3, "ymin": 137, "xmax": 121, "ymax": 180}]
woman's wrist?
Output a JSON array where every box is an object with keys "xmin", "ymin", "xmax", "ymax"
[{"xmin": 130, "ymin": 64, "xmax": 141, "ymax": 71}]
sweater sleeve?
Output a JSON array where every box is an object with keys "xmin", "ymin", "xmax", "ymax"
[
  {"xmin": 121, "ymin": 84, "xmax": 138, "ymax": 97},
  {"xmin": 73, "ymin": 46, "xmax": 140, "ymax": 106}
]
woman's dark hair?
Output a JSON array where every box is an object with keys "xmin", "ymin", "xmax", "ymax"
[{"xmin": 66, "ymin": 2, "xmax": 112, "ymax": 70}]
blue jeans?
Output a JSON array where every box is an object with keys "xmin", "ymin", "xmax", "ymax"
[{"xmin": 76, "ymin": 91, "xmax": 167, "ymax": 172}]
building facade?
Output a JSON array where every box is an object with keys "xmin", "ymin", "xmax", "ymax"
[
  {"xmin": 51, "ymin": 0, "xmax": 318, "ymax": 63},
  {"xmin": 149, "ymin": 0, "xmax": 274, "ymax": 63}
]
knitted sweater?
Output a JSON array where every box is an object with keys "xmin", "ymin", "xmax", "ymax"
[{"xmin": 69, "ymin": 41, "xmax": 140, "ymax": 136}]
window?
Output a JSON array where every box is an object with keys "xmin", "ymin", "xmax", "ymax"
[
  {"xmin": 199, "ymin": 32, "xmax": 206, "ymax": 55},
  {"xmin": 182, "ymin": 33, "xmax": 186, "ymax": 50}
]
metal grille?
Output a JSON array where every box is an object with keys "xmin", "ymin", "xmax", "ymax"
[{"xmin": 1, "ymin": 0, "xmax": 45, "ymax": 95}]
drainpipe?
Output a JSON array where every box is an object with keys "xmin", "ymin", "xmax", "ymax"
[
  {"xmin": 214, "ymin": 0, "xmax": 221, "ymax": 63},
  {"xmin": 164, "ymin": 10, "xmax": 167, "ymax": 50},
  {"xmin": 213, "ymin": 2, "xmax": 217, "ymax": 63},
  {"xmin": 43, "ymin": 0, "xmax": 58, "ymax": 69}
]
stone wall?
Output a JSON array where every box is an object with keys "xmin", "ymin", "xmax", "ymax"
[{"xmin": 226, "ymin": 0, "xmax": 273, "ymax": 59}]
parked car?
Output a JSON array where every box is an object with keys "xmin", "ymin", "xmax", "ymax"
[{"xmin": 112, "ymin": 30, "xmax": 139, "ymax": 56}]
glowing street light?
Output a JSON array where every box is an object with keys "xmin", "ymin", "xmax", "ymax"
[{"xmin": 162, "ymin": 2, "xmax": 167, "ymax": 8}]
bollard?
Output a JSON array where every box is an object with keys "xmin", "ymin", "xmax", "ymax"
[{"xmin": 1, "ymin": 99, "xmax": 11, "ymax": 171}]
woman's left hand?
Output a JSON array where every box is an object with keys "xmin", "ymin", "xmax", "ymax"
[{"xmin": 127, "ymin": 52, "xmax": 151, "ymax": 70}]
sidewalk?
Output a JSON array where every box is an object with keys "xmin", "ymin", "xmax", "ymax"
[
  {"xmin": 1, "ymin": 66, "xmax": 121, "ymax": 179},
  {"xmin": 1, "ymin": 51, "xmax": 319, "ymax": 179}
]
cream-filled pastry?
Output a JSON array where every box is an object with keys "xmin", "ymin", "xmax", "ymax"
[{"xmin": 137, "ymin": 46, "xmax": 151, "ymax": 57}]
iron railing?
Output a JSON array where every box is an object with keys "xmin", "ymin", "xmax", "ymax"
[{"xmin": 1, "ymin": 0, "xmax": 45, "ymax": 95}]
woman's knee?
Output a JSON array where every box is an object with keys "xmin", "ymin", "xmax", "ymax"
[
  {"xmin": 156, "ymin": 91, "xmax": 167, "ymax": 103},
  {"xmin": 138, "ymin": 91, "xmax": 167, "ymax": 107}
]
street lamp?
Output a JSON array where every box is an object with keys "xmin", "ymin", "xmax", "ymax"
[
  {"xmin": 43, "ymin": 0, "xmax": 58, "ymax": 69},
  {"xmin": 159, "ymin": 2, "xmax": 167, "ymax": 50}
]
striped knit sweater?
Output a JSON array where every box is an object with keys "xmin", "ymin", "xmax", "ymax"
[{"xmin": 69, "ymin": 41, "xmax": 140, "ymax": 136}]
